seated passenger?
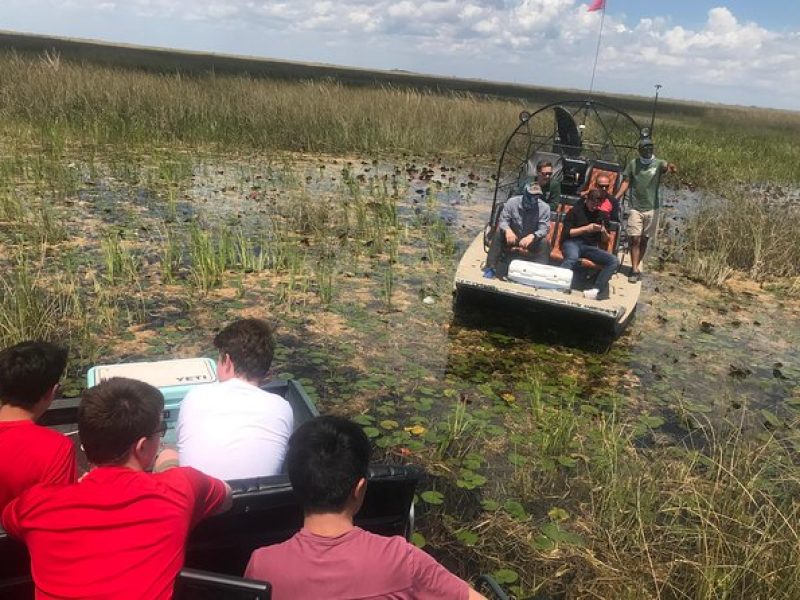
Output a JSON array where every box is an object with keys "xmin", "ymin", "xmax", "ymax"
[
  {"xmin": 536, "ymin": 160, "xmax": 561, "ymax": 209},
  {"xmin": 483, "ymin": 179, "xmax": 551, "ymax": 279},
  {"xmin": 245, "ymin": 416, "xmax": 487, "ymax": 600},
  {"xmin": 176, "ymin": 318, "xmax": 294, "ymax": 480},
  {"xmin": 0, "ymin": 341, "xmax": 76, "ymax": 513},
  {"xmin": 594, "ymin": 174, "xmax": 621, "ymax": 222},
  {"xmin": 561, "ymin": 189, "xmax": 620, "ymax": 301},
  {"xmin": 1, "ymin": 377, "xmax": 232, "ymax": 599}
]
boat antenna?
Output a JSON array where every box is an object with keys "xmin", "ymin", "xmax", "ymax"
[
  {"xmin": 588, "ymin": 1, "xmax": 607, "ymax": 96},
  {"xmin": 649, "ymin": 84, "xmax": 662, "ymax": 136}
]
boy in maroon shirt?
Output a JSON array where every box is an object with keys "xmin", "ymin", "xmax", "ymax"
[
  {"xmin": 0, "ymin": 341, "xmax": 75, "ymax": 513},
  {"xmin": 245, "ymin": 416, "xmax": 487, "ymax": 600},
  {"xmin": 2, "ymin": 377, "xmax": 232, "ymax": 600}
]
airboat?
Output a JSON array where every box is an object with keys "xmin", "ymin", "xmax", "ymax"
[
  {"xmin": 454, "ymin": 100, "xmax": 649, "ymax": 333},
  {"xmin": 0, "ymin": 359, "xmax": 420, "ymax": 599}
]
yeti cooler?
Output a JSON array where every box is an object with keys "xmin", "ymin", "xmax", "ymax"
[
  {"xmin": 86, "ymin": 357, "xmax": 218, "ymax": 411},
  {"xmin": 507, "ymin": 260, "xmax": 572, "ymax": 290}
]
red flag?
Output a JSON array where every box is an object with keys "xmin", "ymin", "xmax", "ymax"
[{"xmin": 587, "ymin": 0, "xmax": 605, "ymax": 11}]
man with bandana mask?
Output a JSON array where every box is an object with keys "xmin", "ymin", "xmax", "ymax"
[
  {"xmin": 617, "ymin": 137, "xmax": 677, "ymax": 283},
  {"xmin": 483, "ymin": 178, "xmax": 551, "ymax": 279}
]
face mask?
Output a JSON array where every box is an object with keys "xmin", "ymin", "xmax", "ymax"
[
  {"xmin": 523, "ymin": 190, "xmax": 542, "ymax": 209},
  {"xmin": 639, "ymin": 155, "xmax": 654, "ymax": 165}
]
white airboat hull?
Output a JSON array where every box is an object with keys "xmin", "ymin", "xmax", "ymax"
[{"xmin": 454, "ymin": 232, "xmax": 640, "ymax": 330}]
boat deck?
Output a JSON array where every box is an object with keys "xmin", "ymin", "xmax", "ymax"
[{"xmin": 454, "ymin": 232, "xmax": 640, "ymax": 327}]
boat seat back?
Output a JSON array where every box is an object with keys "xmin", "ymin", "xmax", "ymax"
[
  {"xmin": 583, "ymin": 160, "xmax": 623, "ymax": 196},
  {"xmin": 0, "ymin": 567, "xmax": 271, "ymax": 600},
  {"xmin": 0, "ymin": 464, "xmax": 420, "ymax": 590},
  {"xmin": 187, "ymin": 463, "xmax": 420, "ymax": 575}
]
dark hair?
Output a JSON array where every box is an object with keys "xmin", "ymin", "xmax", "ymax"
[
  {"xmin": 587, "ymin": 188, "xmax": 605, "ymax": 203},
  {"xmin": 0, "ymin": 341, "xmax": 67, "ymax": 409},
  {"xmin": 79, "ymin": 378, "xmax": 164, "ymax": 465},
  {"xmin": 536, "ymin": 160, "xmax": 553, "ymax": 171},
  {"xmin": 213, "ymin": 319, "xmax": 275, "ymax": 381},
  {"xmin": 287, "ymin": 416, "xmax": 371, "ymax": 513}
]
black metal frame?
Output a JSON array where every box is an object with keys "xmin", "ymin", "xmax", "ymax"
[{"xmin": 486, "ymin": 99, "xmax": 644, "ymax": 251}]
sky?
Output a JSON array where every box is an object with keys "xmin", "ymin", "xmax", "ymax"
[{"xmin": 2, "ymin": 1, "xmax": 799, "ymax": 110}]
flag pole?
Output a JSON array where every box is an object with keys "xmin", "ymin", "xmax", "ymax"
[{"xmin": 588, "ymin": 2, "xmax": 606, "ymax": 95}]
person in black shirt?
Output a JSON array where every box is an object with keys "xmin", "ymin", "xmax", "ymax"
[{"xmin": 561, "ymin": 189, "xmax": 619, "ymax": 301}]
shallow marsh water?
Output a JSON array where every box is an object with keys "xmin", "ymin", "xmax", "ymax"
[{"xmin": 4, "ymin": 149, "xmax": 800, "ymax": 597}]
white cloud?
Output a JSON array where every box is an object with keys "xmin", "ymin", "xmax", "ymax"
[{"xmin": 4, "ymin": 1, "xmax": 799, "ymax": 108}]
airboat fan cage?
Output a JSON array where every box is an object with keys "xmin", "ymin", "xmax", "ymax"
[{"xmin": 491, "ymin": 100, "xmax": 644, "ymax": 214}]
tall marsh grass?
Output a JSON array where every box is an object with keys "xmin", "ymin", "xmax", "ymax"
[
  {"xmin": 1, "ymin": 52, "xmax": 798, "ymax": 190},
  {"xmin": 679, "ymin": 194, "xmax": 800, "ymax": 281}
]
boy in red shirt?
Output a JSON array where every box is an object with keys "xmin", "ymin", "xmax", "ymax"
[
  {"xmin": 245, "ymin": 416, "xmax": 487, "ymax": 600},
  {"xmin": 2, "ymin": 377, "xmax": 232, "ymax": 600},
  {"xmin": 0, "ymin": 341, "xmax": 75, "ymax": 513}
]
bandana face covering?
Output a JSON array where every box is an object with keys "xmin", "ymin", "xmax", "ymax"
[
  {"xmin": 639, "ymin": 156, "xmax": 654, "ymax": 166},
  {"xmin": 522, "ymin": 189, "xmax": 542, "ymax": 210}
]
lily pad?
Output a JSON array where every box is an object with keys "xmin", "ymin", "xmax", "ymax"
[
  {"xmin": 455, "ymin": 529, "xmax": 478, "ymax": 546},
  {"xmin": 492, "ymin": 569, "xmax": 519, "ymax": 585},
  {"xmin": 420, "ymin": 490, "xmax": 445, "ymax": 505},
  {"xmin": 363, "ymin": 427, "xmax": 380, "ymax": 439},
  {"xmin": 503, "ymin": 499, "xmax": 529, "ymax": 521},
  {"xmin": 411, "ymin": 532, "xmax": 426, "ymax": 548}
]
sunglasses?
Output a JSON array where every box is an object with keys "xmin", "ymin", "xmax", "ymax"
[
  {"xmin": 539, "ymin": 171, "xmax": 553, "ymax": 177},
  {"xmin": 597, "ymin": 184, "xmax": 609, "ymax": 189},
  {"xmin": 152, "ymin": 421, "xmax": 168, "ymax": 439}
]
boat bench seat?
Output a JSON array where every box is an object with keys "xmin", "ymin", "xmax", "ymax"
[{"xmin": 0, "ymin": 463, "xmax": 421, "ymax": 596}]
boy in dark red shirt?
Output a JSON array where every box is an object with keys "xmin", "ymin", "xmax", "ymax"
[
  {"xmin": 245, "ymin": 416, "xmax": 487, "ymax": 600},
  {"xmin": 2, "ymin": 377, "xmax": 232, "ymax": 600},
  {"xmin": 0, "ymin": 341, "xmax": 76, "ymax": 513}
]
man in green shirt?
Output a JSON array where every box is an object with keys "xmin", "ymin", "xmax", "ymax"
[
  {"xmin": 617, "ymin": 138, "xmax": 677, "ymax": 283},
  {"xmin": 535, "ymin": 160, "xmax": 562, "ymax": 209}
]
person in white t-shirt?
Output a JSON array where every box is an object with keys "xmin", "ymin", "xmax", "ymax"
[{"xmin": 175, "ymin": 318, "xmax": 294, "ymax": 480}]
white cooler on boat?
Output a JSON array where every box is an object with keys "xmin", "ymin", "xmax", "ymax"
[
  {"xmin": 86, "ymin": 357, "xmax": 218, "ymax": 411},
  {"xmin": 507, "ymin": 260, "xmax": 572, "ymax": 291}
]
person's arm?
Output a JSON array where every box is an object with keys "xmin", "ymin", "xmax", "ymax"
[
  {"xmin": 176, "ymin": 467, "xmax": 234, "ymax": 525},
  {"xmin": 213, "ymin": 481, "xmax": 233, "ymax": 516},
  {"xmin": 617, "ymin": 177, "xmax": 630, "ymax": 199},
  {"xmin": 535, "ymin": 202, "xmax": 550, "ymax": 240},
  {"xmin": 617, "ymin": 161, "xmax": 631, "ymax": 198},
  {"xmin": 468, "ymin": 588, "xmax": 489, "ymax": 600},
  {"xmin": 662, "ymin": 161, "xmax": 677, "ymax": 174},
  {"xmin": 498, "ymin": 201, "xmax": 518, "ymax": 245},
  {"xmin": 43, "ymin": 436, "xmax": 78, "ymax": 485}
]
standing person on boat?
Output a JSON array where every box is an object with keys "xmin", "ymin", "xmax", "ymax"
[
  {"xmin": 483, "ymin": 179, "xmax": 551, "ymax": 279},
  {"xmin": 0, "ymin": 341, "xmax": 76, "ymax": 514},
  {"xmin": 245, "ymin": 416, "xmax": 488, "ymax": 600},
  {"xmin": 175, "ymin": 318, "xmax": 294, "ymax": 480},
  {"xmin": 1, "ymin": 378, "xmax": 232, "ymax": 600},
  {"xmin": 617, "ymin": 137, "xmax": 677, "ymax": 282},
  {"xmin": 561, "ymin": 189, "xmax": 619, "ymax": 300}
]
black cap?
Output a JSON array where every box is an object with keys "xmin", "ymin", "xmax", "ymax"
[{"xmin": 638, "ymin": 137, "xmax": 654, "ymax": 149}]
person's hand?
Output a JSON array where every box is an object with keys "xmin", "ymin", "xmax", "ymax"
[
  {"xmin": 587, "ymin": 223, "xmax": 602, "ymax": 233},
  {"xmin": 666, "ymin": 163, "xmax": 678, "ymax": 174},
  {"xmin": 504, "ymin": 229, "xmax": 518, "ymax": 245},
  {"xmin": 600, "ymin": 226, "xmax": 610, "ymax": 242},
  {"xmin": 519, "ymin": 234, "xmax": 535, "ymax": 249}
]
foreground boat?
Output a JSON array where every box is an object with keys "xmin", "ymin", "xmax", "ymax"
[{"xmin": 0, "ymin": 359, "xmax": 420, "ymax": 599}]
